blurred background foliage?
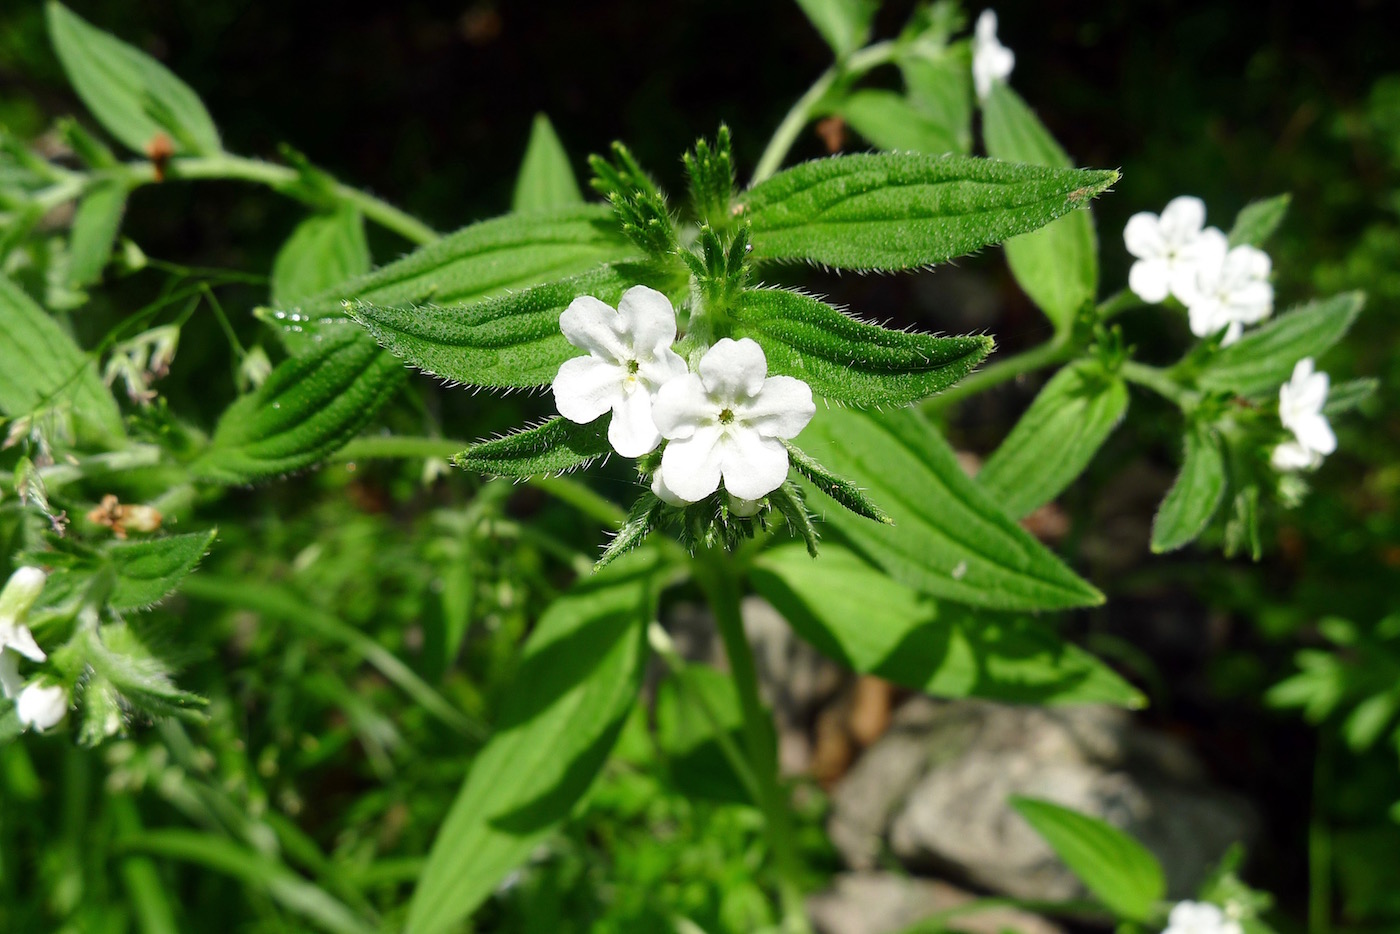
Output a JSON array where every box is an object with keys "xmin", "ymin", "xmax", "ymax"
[{"xmin": 1, "ymin": 0, "xmax": 1398, "ymax": 931}]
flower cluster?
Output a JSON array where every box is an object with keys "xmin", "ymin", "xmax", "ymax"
[
  {"xmin": 1162, "ymin": 901, "xmax": 1243, "ymax": 934},
  {"xmin": 550, "ymin": 287, "xmax": 815, "ymax": 506},
  {"xmin": 972, "ymin": 10, "xmax": 1015, "ymax": 102},
  {"xmin": 0, "ymin": 566, "xmax": 68, "ymax": 732},
  {"xmin": 1272, "ymin": 357, "xmax": 1336, "ymax": 471},
  {"xmin": 1124, "ymin": 197, "xmax": 1273, "ymax": 345}
]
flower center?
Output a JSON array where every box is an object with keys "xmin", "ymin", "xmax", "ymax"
[
  {"xmin": 626, "ymin": 359, "xmax": 640, "ymax": 375},
  {"xmin": 718, "ymin": 407, "xmax": 735, "ymax": 425}
]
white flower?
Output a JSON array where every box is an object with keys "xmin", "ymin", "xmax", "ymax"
[
  {"xmin": 551, "ymin": 285, "xmax": 688, "ymax": 458},
  {"xmin": 16, "ymin": 682, "xmax": 68, "ymax": 732},
  {"xmin": 972, "ymin": 10, "xmax": 1015, "ymax": 102},
  {"xmin": 1177, "ymin": 229, "xmax": 1273, "ymax": 345},
  {"xmin": 1272, "ymin": 357, "xmax": 1335, "ymax": 471},
  {"xmin": 1163, "ymin": 901, "xmax": 1243, "ymax": 934},
  {"xmin": 1123, "ymin": 196, "xmax": 1219, "ymax": 304},
  {"xmin": 0, "ymin": 567, "xmax": 48, "ymax": 699},
  {"xmin": 652, "ymin": 338, "xmax": 815, "ymax": 502}
]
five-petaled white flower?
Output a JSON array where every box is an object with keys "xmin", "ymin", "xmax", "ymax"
[
  {"xmin": 551, "ymin": 285, "xmax": 689, "ymax": 458},
  {"xmin": 1272, "ymin": 357, "xmax": 1336, "ymax": 471},
  {"xmin": 652, "ymin": 338, "xmax": 815, "ymax": 503},
  {"xmin": 1123, "ymin": 196, "xmax": 1219, "ymax": 304},
  {"xmin": 1162, "ymin": 901, "xmax": 1243, "ymax": 934},
  {"xmin": 16, "ymin": 682, "xmax": 68, "ymax": 732},
  {"xmin": 0, "ymin": 566, "xmax": 47, "ymax": 699},
  {"xmin": 972, "ymin": 10, "xmax": 1015, "ymax": 102},
  {"xmin": 1175, "ymin": 229, "xmax": 1273, "ymax": 345}
]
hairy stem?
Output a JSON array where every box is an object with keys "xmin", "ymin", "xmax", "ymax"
[{"xmin": 1120, "ymin": 360, "xmax": 1195, "ymax": 408}]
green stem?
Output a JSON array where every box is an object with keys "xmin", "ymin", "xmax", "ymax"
[
  {"xmin": 693, "ymin": 549, "xmax": 811, "ymax": 934},
  {"xmin": 1120, "ymin": 360, "xmax": 1195, "ymax": 408},
  {"xmin": 923, "ymin": 335, "xmax": 1074, "ymax": 414}
]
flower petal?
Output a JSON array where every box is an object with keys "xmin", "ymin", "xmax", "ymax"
[
  {"xmin": 559, "ymin": 295, "xmax": 627, "ymax": 360},
  {"xmin": 721, "ymin": 430, "xmax": 791, "ymax": 500},
  {"xmin": 1187, "ymin": 298, "xmax": 1225, "ymax": 338},
  {"xmin": 660, "ymin": 425, "xmax": 725, "ymax": 501},
  {"xmin": 1158, "ymin": 196, "xmax": 1206, "ymax": 245},
  {"xmin": 16, "ymin": 682, "xmax": 67, "ymax": 732},
  {"xmin": 608, "ymin": 389, "xmax": 662, "ymax": 458},
  {"xmin": 651, "ymin": 466, "xmax": 690, "ymax": 505},
  {"xmin": 653, "ymin": 374, "xmax": 714, "ymax": 440},
  {"xmin": 1123, "ymin": 213, "xmax": 1165, "ymax": 260},
  {"xmin": 740, "ymin": 376, "xmax": 816, "ymax": 439},
  {"xmin": 1128, "ymin": 258, "xmax": 1171, "ymax": 303},
  {"xmin": 0, "ymin": 650, "xmax": 22, "ymax": 699},
  {"xmin": 616, "ymin": 285, "xmax": 679, "ymax": 355},
  {"xmin": 1272, "ymin": 440, "xmax": 1318, "ymax": 471},
  {"xmin": 1294, "ymin": 412, "xmax": 1337, "ymax": 455},
  {"xmin": 552, "ymin": 355, "xmax": 622, "ymax": 424},
  {"xmin": 637, "ymin": 345, "xmax": 689, "ymax": 392},
  {"xmin": 698, "ymin": 338, "xmax": 767, "ymax": 400}
]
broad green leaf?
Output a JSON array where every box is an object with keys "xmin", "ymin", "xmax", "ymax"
[
  {"xmin": 793, "ymin": 0, "xmax": 877, "ymax": 59},
  {"xmin": 795, "ymin": 406, "xmax": 1103, "ymax": 611},
  {"xmin": 1228, "ymin": 194, "xmax": 1290, "ymax": 248},
  {"xmin": 654, "ymin": 664, "xmax": 755, "ymax": 803},
  {"xmin": 898, "ymin": 48, "xmax": 973, "ymax": 154},
  {"xmin": 106, "ymin": 530, "xmax": 217, "ymax": 611},
  {"xmin": 350, "ymin": 265, "xmax": 637, "ymax": 389},
  {"xmin": 455, "ymin": 416, "xmax": 611, "ymax": 478},
  {"xmin": 512, "ymin": 113, "xmax": 583, "ymax": 212},
  {"xmin": 68, "ymin": 180, "xmax": 127, "ymax": 287},
  {"xmin": 0, "ymin": 273, "xmax": 124, "ymax": 443},
  {"xmin": 272, "ymin": 204, "xmax": 371, "ymax": 307},
  {"xmin": 740, "ymin": 152, "xmax": 1116, "ymax": 272},
  {"xmin": 783, "ymin": 440, "xmax": 890, "ymax": 525},
  {"xmin": 838, "ymin": 90, "xmax": 960, "ymax": 155},
  {"xmin": 976, "ymin": 361, "xmax": 1128, "ymax": 520},
  {"xmin": 751, "ymin": 543, "xmax": 1144, "ymax": 706},
  {"xmin": 1011, "ymin": 797, "xmax": 1166, "ymax": 922},
  {"xmin": 1196, "ymin": 292, "xmax": 1364, "ymax": 398},
  {"xmin": 981, "ymin": 84, "xmax": 1098, "ymax": 331},
  {"xmin": 732, "ymin": 288, "xmax": 993, "ymax": 406},
  {"xmin": 46, "ymin": 2, "xmax": 222, "ymax": 155},
  {"xmin": 191, "ymin": 328, "xmax": 404, "ymax": 484},
  {"xmin": 1151, "ymin": 424, "xmax": 1227, "ymax": 553},
  {"xmin": 406, "ymin": 550, "xmax": 662, "ymax": 934},
  {"xmin": 1324, "ymin": 377, "xmax": 1378, "ymax": 417}
]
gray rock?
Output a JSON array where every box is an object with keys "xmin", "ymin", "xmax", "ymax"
[{"xmin": 808, "ymin": 871, "xmax": 1066, "ymax": 934}]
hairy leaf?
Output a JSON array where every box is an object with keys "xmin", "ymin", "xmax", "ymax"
[
  {"xmin": 795, "ymin": 406, "xmax": 1103, "ymax": 611},
  {"xmin": 1228, "ymin": 193, "xmax": 1291, "ymax": 248},
  {"xmin": 513, "ymin": 113, "xmax": 583, "ymax": 212},
  {"xmin": 1151, "ymin": 424, "xmax": 1228, "ymax": 553},
  {"xmin": 272, "ymin": 204, "xmax": 371, "ymax": 307},
  {"xmin": 739, "ymin": 151, "xmax": 1115, "ymax": 272},
  {"xmin": 1197, "ymin": 292, "xmax": 1364, "ymax": 397},
  {"xmin": 106, "ymin": 530, "xmax": 218, "ymax": 611},
  {"xmin": 406, "ymin": 550, "xmax": 662, "ymax": 934},
  {"xmin": 596, "ymin": 492, "xmax": 665, "ymax": 570},
  {"xmin": 976, "ymin": 361, "xmax": 1128, "ymax": 520},
  {"xmin": 793, "ymin": 0, "xmax": 877, "ymax": 58},
  {"xmin": 783, "ymin": 440, "xmax": 890, "ymax": 524},
  {"xmin": 46, "ymin": 2, "xmax": 221, "ymax": 155},
  {"xmin": 732, "ymin": 288, "xmax": 993, "ymax": 406},
  {"xmin": 982, "ymin": 84, "xmax": 1099, "ymax": 332},
  {"xmin": 0, "ymin": 274, "xmax": 124, "ymax": 443},
  {"xmin": 456, "ymin": 416, "xmax": 612, "ymax": 478},
  {"xmin": 68, "ymin": 181, "xmax": 127, "ymax": 287},
  {"xmin": 838, "ymin": 90, "xmax": 960, "ymax": 155},
  {"xmin": 1011, "ymin": 797, "xmax": 1166, "ymax": 922},
  {"xmin": 191, "ymin": 328, "xmax": 404, "ymax": 484},
  {"xmin": 751, "ymin": 544, "xmax": 1144, "ymax": 706}
]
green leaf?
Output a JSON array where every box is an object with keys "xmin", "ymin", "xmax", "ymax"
[
  {"xmin": 1324, "ymin": 377, "xmax": 1378, "ymax": 417},
  {"xmin": 732, "ymin": 287, "xmax": 993, "ymax": 406},
  {"xmin": 981, "ymin": 84, "xmax": 1099, "ymax": 331},
  {"xmin": 976, "ymin": 361, "xmax": 1128, "ymax": 520},
  {"xmin": 793, "ymin": 0, "xmax": 877, "ymax": 59},
  {"xmin": 838, "ymin": 90, "xmax": 961, "ymax": 155},
  {"xmin": 1010, "ymin": 797, "xmax": 1166, "ymax": 922},
  {"xmin": 783, "ymin": 440, "xmax": 890, "ymax": 525},
  {"xmin": 898, "ymin": 48, "xmax": 973, "ymax": 154},
  {"xmin": 105, "ymin": 530, "xmax": 217, "ymax": 611},
  {"xmin": 1196, "ymin": 292, "xmax": 1364, "ymax": 398},
  {"xmin": 68, "ymin": 180, "xmax": 127, "ymax": 287},
  {"xmin": 654, "ymin": 664, "xmax": 754, "ymax": 803},
  {"xmin": 1151, "ymin": 424, "xmax": 1228, "ymax": 553},
  {"xmin": 455, "ymin": 416, "xmax": 611, "ymax": 478},
  {"xmin": 191, "ymin": 328, "xmax": 404, "ymax": 484},
  {"xmin": 596, "ymin": 492, "xmax": 665, "ymax": 570},
  {"xmin": 82, "ymin": 620, "xmax": 207, "ymax": 718},
  {"xmin": 513, "ymin": 113, "xmax": 583, "ymax": 212},
  {"xmin": 406, "ymin": 550, "xmax": 662, "ymax": 934},
  {"xmin": 46, "ymin": 2, "xmax": 221, "ymax": 155},
  {"xmin": 350, "ymin": 265, "xmax": 637, "ymax": 390},
  {"xmin": 740, "ymin": 152, "xmax": 1116, "ymax": 272},
  {"xmin": 272, "ymin": 204, "xmax": 371, "ymax": 307},
  {"xmin": 751, "ymin": 543, "xmax": 1144, "ymax": 706},
  {"xmin": 1228, "ymin": 194, "xmax": 1291, "ymax": 248},
  {"xmin": 0, "ymin": 273, "xmax": 124, "ymax": 443},
  {"xmin": 794, "ymin": 406, "xmax": 1103, "ymax": 611}
]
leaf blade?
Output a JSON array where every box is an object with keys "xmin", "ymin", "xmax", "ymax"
[
  {"xmin": 272, "ymin": 205, "xmax": 371, "ymax": 307},
  {"xmin": 456, "ymin": 416, "xmax": 612, "ymax": 478},
  {"xmin": 1150, "ymin": 424, "xmax": 1228, "ymax": 553},
  {"xmin": 1196, "ymin": 292, "xmax": 1364, "ymax": 398},
  {"xmin": 512, "ymin": 113, "xmax": 584, "ymax": 212}
]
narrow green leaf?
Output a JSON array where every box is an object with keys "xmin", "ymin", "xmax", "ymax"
[
  {"xmin": 654, "ymin": 664, "xmax": 754, "ymax": 803},
  {"xmin": 513, "ymin": 113, "xmax": 584, "ymax": 212},
  {"xmin": 794, "ymin": 406, "xmax": 1103, "ymax": 611},
  {"xmin": 406, "ymin": 550, "xmax": 662, "ymax": 934},
  {"xmin": 793, "ymin": 0, "xmax": 877, "ymax": 59},
  {"xmin": 1151, "ymin": 424, "xmax": 1228, "ymax": 553},
  {"xmin": 976, "ymin": 361, "xmax": 1128, "ymax": 520},
  {"xmin": 1323, "ymin": 377, "xmax": 1377, "ymax": 417},
  {"xmin": 272, "ymin": 204, "xmax": 371, "ymax": 307},
  {"xmin": 770, "ymin": 480, "xmax": 821, "ymax": 558},
  {"xmin": 105, "ymin": 530, "xmax": 217, "ymax": 611},
  {"xmin": 68, "ymin": 180, "xmax": 127, "ymax": 287},
  {"xmin": 456, "ymin": 416, "xmax": 611, "ymax": 479},
  {"xmin": 783, "ymin": 440, "xmax": 890, "ymax": 524},
  {"xmin": 732, "ymin": 288, "xmax": 993, "ymax": 406},
  {"xmin": 1197, "ymin": 292, "xmax": 1364, "ymax": 398},
  {"xmin": 1011, "ymin": 797, "xmax": 1166, "ymax": 922},
  {"xmin": 46, "ymin": 2, "xmax": 221, "ymax": 155},
  {"xmin": 82, "ymin": 621, "xmax": 206, "ymax": 717},
  {"xmin": 350, "ymin": 265, "xmax": 636, "ymax": 390},
  {"xmin": 191, "ymin": 328, "xmax": 404, "ymax": 484},
  {"xmin": 751, "ymin": 543, "xmax": 1144, "ymax": 706},
  {"xmin": 981, "ymin": 84, "xmax": 1099, "ymax": 331},
  {"xmin": 0, "ymin": 273, "xmax": 124, "ymax": 443},
  {"xmin": 596, "ymin": 492, "xmax": 665, "ymax": 570},
  {"xmin": 898, "ymin": 49, "xmax": 973, "ymax": 154},
  {"xmin": 838, "ymin": 90, "xmax": 960, "ymax": 155},
  {"xmin": 1228, "ymin": 193, "xmax": 1291, "ymax": 248},
  {"xmin": 740, "ymin": 152, "xmax": 1116, "ymax": 272}
]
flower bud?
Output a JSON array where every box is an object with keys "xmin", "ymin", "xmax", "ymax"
[
  {"xmin": 0, "ymin": 566, "xmax": 47, "ymax": 623},
  {"xmin": 16, "ymin": 682, "xmax": 69, "ymax": 732}
]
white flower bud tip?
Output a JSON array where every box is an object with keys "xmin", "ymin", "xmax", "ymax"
[{"xmin": 16, "ymin": 682, "xmax": 69, "ymax": 733}]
